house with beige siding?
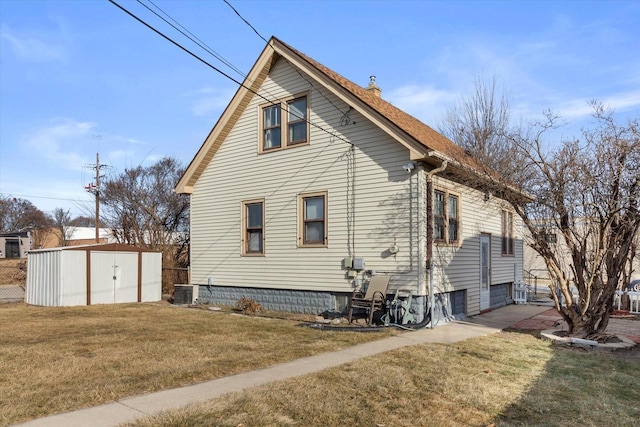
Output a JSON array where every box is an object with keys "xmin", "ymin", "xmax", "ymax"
[{"xmin": 175, "ymin": 37, "xmax": 524, "ymax": 322}]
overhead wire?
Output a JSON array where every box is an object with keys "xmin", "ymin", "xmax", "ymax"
[
  {"xmin": 0, "ymin": 192, "xmax": 92, "ymax": 204},
  {"xmin": 222, "ymin": 0, "xmax": 350, "ymax": 117},
  {"xmin": 142, "ymin": 0, "xmax": 245, "ymax": 78},
  {"xmin": 222, "ymin": 0, "xmax": 267, "ymax": 44},
  {"xmin": 108, "ymin": 0, "xmax": 352, "ymax": 145},
  {"xmin": 141, "ymin": 0, "xmax": 291, "ymax": 111}
]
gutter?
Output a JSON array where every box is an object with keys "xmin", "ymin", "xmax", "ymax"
[{"xmin": 426, "ymin": 158, "xmax": 448, "ymax": 328}]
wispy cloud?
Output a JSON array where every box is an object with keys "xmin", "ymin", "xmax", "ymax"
[
  {"xmin": 26, "ymin": 118, "xmax": 96, "ymax": 171},
  {"xmin": 556, "ymin": 90, "xmax": 640, "ymax": 120},
  {"xmin": 0, "ymin": 25, "xmax": 67, "ymax": 62},
  {"xmin": 188, "ymin": 86, "xmax": 235, "ymax": 117},
  {"xmin": 386, "ymin": 84, "xmax": 459, "ymax": 124}
]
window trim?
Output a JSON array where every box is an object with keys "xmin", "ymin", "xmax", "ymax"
[
  {"xmin": 501, "ymin": 210, "xmax": 515, "ymax": 256},
  {"xmin": 259, "ymin": 92, "xmax": 310, "ymax": 153},
  {"xmin": 261, "ymin": 103, "xmax": 282, "ymax": 151},
  {"xmin": 297, "ymin": 191, "xmax": 328, "ymax": 248},
  {"xmin": 241, "ymin": 199, "xmax": 265, "ymax": 256},
  {"xmin": 433, "ymin": 188, "xmax": 461, "ymax": 246}
]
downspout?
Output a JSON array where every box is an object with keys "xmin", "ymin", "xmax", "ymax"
[{"xmin": 426, "ymin": 160, "xmax": 448, "ymax": 327}]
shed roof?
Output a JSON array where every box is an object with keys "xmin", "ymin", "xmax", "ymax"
[{"xmin": 27, "ymin": 243, "xmax": 160, "ymax": 254}]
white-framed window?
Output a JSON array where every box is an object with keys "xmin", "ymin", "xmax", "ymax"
[
  {"xmin": 242, "ymin": 199, "xmax": 265, "ymax": 256},
  {"xmin": 260, "ymin": 94, "xmax": 309, "ymax": 152},
  {"xmin": 434, "ymin": 189, "xmax": 460, "ymax": 245},
  {"xmin": 298, "ymin": 191, "xmax": 327, "ymax": 247}
]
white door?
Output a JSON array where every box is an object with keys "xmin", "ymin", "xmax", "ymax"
[
  {"xmin": 480, "ymin": 235, "xmax": 491, "ymax": 311},
  {"xmin": 90, "ymin": 252, "xmax": 138, "ymax": 304}
]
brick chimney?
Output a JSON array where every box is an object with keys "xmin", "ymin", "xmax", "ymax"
[{"xmin": 366, "ymin": 75, "xmax": 381, "ymax": 97}]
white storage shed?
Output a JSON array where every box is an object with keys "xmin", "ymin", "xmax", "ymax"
[{"xmin": 26, "ymin": 243, "xmax": 162, "ymax": 307}]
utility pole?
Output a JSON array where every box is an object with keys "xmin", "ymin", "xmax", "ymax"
[
  {"xmin": 85, "ymin": 152, "xmax": 106, "ymax": 243},
  {"xmin": 95, "ymin": 152, "xmax": 101, "ymax": 243}
]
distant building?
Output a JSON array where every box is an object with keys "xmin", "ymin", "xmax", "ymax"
[
  {"xmin": 38, "ymin": 227, "xmax": 115, "ymax": 249},
  {"xmin": 0, "ymin": 231, "xmax": 30, "ymax": 258}
]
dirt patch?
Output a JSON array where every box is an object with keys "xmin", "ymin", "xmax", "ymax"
[
  {"xmin": 0, "ymin": 259, "xmax": 27, "ymax": 286},
  {"xmin": 610, "ymin": 344, "xmax": 640, "ymax": 360}
]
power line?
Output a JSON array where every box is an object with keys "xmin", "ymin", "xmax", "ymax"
[
  {"xmin": 108, "ymin": 0, "xmax": 352, "ymax": 145},
  {"xmin": 141, "ymin": 0, "xmax": 246, "ymax": 78},
  {"xmin": 139, "ymin": 0, "xmax": 285, "ymax": 111},
  {"xmin": 222, "ymin": 0, "xmax": 268, "ymax": 44},
  {"xmin": 222, "ymin": 0, "xmax": 349, "ymax": 117},
  {"xmin": 0, "ymin": 192, "xmax": 92, "ymax": 203}
]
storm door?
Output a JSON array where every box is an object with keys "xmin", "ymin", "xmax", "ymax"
[{"xmin": 479, "ymin": 234, "xmax": 491, "ymax": 311}]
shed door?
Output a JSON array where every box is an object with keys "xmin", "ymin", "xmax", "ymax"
[
  {"xmin": 91, "ymin": 252, "xmax": 138, "ymax": 304},
  {"xmin": 480, "ymin": 234, "xmax": 491, "ymax": 311}
]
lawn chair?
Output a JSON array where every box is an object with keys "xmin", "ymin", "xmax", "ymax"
[{"xmin": 347, "ymin": 274, "xmax": 390, "ymax": 325}]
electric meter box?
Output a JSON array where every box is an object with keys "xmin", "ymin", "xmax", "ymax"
[{"xmin": 353, "ymin": 257, "xmax": 365, "ymax": 271}]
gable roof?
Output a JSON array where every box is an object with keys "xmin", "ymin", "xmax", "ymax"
[{"xmin": 176, "ymin": 37, "xmax": 477, "ymax": 194}]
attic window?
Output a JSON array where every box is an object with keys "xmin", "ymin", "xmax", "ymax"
[
  {"xmin": 287, "ymin": 97, "xmax": 307, "ymax": 144},
  {"xmin": 263, "ymin": 104, "xmax": 281, "ymax": 149},
  {"xmin": 260, "ymin": 93, "xmax": 309, "ymax": 152}
]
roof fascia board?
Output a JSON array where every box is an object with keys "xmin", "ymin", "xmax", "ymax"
[{"xmin": 175, "ymin": 42, "xmax": 278, "ymax": 194}]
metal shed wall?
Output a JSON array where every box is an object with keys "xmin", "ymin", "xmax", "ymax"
[
  {"xmin": 26, "ymin": 244, "xmax": 161, "ymax": 307},
  {"xmin": 141, "ymin": 252, "xmax": 162, "ymax": 302}
]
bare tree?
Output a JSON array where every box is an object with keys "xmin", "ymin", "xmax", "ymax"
[
  {"xmin": 52, "ymin": 208, "xmax": 75, "ymax": 246},
  {"xmin": 510, "ymin": 106, "xmax": 639, "ymax": 337},
  {"xmin": 444, "ymin": 84, "xmax": 639, "ymax": 338},
  {"xmin": 440, "ymin": 76, "xmax": 525, "ymax": 181},
  {"xmin": 100, "ymin": 157, "xmax": 190, "ymax": 292},
  {"xmin": 0, "ymin": 197, "xmax": 52, "ymax": 249},
  {"xmin": 68, "ymin": 215, "xmax": 97, "ymax": 227}
]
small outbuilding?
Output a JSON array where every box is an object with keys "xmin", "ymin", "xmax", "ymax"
[
  {"xmin": 26, "ymin": 243, "xmax": 162, "ymax": 307},
  {"xmin": 0, "ymin": 231, "xmax": 30, "ymax": 258}
]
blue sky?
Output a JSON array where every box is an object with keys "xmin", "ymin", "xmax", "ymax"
[{"xmin": 1, "ymin": 0, "xmax": 639, "ymax": 218}]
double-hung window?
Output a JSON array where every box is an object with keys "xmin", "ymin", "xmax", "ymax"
[
  {"xmin": 298, "ymin": 191, "xmax": 327, "ymax": 247},
  {"xmin": 287, "ymin": 97, "xmax": 307, "ymax": 144},
  {"xmin": 434, "ymin": 191, "xmax": 446, "ymax": 241},
  {"xmin": 501, "ymin": 210, "xmax": 514, "ymax": 255},
  {"xmin": 262, "ymin": 104, "xmax": 281, "ymax": 150},
  {"xmin": 448, "ymin": 194, "xmax": 459, "ymax": 242},
  {"xmin": 433, "ymin": 189, "xmax": 460, "ymax": 245},
  {"xmin": 242, "ymin": 200, "xmax": 264, "ymax": 255},
  {"xmin": 261, "ymin": 94, "xmax": 308, "ymax": 152}
]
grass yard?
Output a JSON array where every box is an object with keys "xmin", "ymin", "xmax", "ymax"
[
  {"xmin": 0, "ymin": 302, "xmax": 396, "ymax": 426},
  {"xmin": 126, "ymin": 332, "xmax": 640, "ymax": 427}
]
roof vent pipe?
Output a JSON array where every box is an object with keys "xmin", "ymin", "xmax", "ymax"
[{"xmin": 366, "ymin": 75, "xmax": 382, "ymax": 98}]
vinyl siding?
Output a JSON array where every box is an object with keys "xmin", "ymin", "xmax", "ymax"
[
  {"xmin": 431, "ymin": 176, "xmax": 524, "ymax": 315},
  {"xmin": 190, "ymin": 58, "xmax": 423, "ymax": 294},
  {"xmin": 189, "ymin": 57, "xmax": 525, "ymax": 313}
]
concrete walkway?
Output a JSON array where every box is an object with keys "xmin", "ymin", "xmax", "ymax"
[{"xmin": 16, "ymin": 304, "xmax": 550, "ymax": 427}]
